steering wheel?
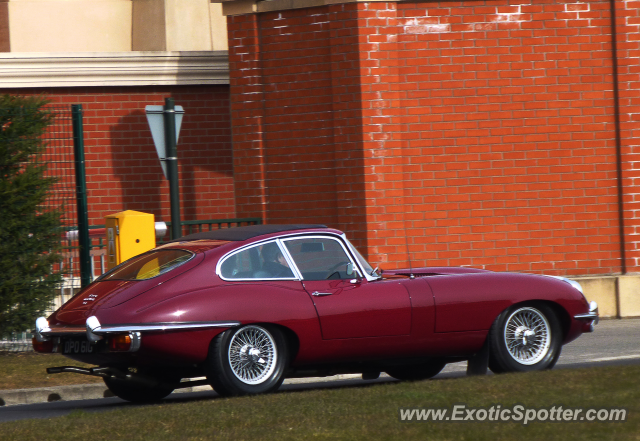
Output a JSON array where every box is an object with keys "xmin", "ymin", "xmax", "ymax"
[{"xmin": 325, "ymin": 261, "xmax": 351, "ymax": 279}]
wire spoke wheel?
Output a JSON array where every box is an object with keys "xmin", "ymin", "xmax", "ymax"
[
  {"xmin": 503, "ymin": 307, "xmax": 551, "ymax": 365},
  {"xmin": 207, "ymin": 324, "xmax": 288, "ymax": 396},
  {"xmin": 228, "ymin": 325, "xmax": 277, "ymax": 385}
]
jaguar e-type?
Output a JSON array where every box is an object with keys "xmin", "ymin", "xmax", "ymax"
[{"xmin": 33, "ymin": 224, "xmax": 598, "ymax": 402}]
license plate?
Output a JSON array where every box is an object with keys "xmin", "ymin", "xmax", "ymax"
[{"xmin": 62, "ymin": 339, "xmax": 94, "ymax": 354}]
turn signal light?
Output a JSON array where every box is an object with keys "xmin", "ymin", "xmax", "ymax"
[
  {"xmin": 32, "ymin": 337, "xmax": 55, "ymax": 353},
  {"xmin": 109, "ymin": 334, "xmax": 132, "ymax": 352}
]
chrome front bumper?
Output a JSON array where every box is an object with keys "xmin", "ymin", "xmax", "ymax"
[{"xmin": 573, "ymin": 301, "xmax": 599, "ymax": 332}]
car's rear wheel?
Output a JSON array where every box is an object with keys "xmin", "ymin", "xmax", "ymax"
[
  {"xmin": 385, "ymin": 360, "xmax": 446, "ymax": 381},
  {"xmin": 103, "ymin": 376, "xmax": 174, "ymax": 403},
  {"xmin": 206, "ymin": 324, "xmax": 288, "ymax": 397},
  {"xmin": 488, "ymin": 304, "xmax": 562, "ymax": 373}
]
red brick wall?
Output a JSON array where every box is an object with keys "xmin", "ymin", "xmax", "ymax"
[
  {"xmin": 228, "ymin": 0, "xmax": 640, "ymax": 276},
  {"xmin": 615, "ymin": 0, "xmax": 640, "ymax": 271},
  {"xmin": 6, "ymin": 85, "xmax": 235, "ymax": 226},
  {"xmin": 228, "ymin": 7, "xmax": 370, "ymax": 245},
  {"xmin": 393, "ymin": 0, "xmax": 620, "ymax": 274}
]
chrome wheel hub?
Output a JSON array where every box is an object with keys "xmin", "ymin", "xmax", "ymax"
[
  {"xmin": 228, "ymin": 326, "xmax": 277, "ymax": 385},
  {"xmin": 504, "ymin": 307, "xmax": 551, "ymax": 365}
]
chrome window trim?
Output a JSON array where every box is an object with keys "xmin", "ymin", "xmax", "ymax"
[
  {"xmin": 280, "ymin": 235, "xmax": 362, "ymax": 281},
  {"xmin": 277, "ymin": 238, "xmax": 304, "ymax": 280},
  {"xmin": 341, "ymin": 233, "xmax": 377, "ymax": 282},
  {"xmin": 216, "ymin": 238, "xmax": 300, "ymax": 282},
  {"xmin": 97, "ymin": 249, "xmax": 196, "ymax": 282},
  {"xmin": 215, "ymin": 231, "xmax": 372, "ymax": 283}
]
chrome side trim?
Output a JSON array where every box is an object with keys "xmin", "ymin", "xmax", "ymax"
[
  {"xmin": 86, "ymin": 317, "xmax": 241, "ymax": 335},
  {"xmin": 37, "ymin": 318, "xmax": 240, "ymax": 338}
]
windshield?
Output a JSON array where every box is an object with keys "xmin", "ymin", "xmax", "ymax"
[{"xmin": 99, "ymin": 249, "xmax": 194, "ymax": 281}]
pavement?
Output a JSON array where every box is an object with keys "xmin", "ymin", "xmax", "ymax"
[
  {"xmin": 3, "ymin": 318, "xmax": 639, "ymax": 408},
  {"xmin": 0, "ymin": 374, "xmax": 367, "ymax": 407}
]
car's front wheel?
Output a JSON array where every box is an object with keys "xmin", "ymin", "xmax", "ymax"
[
  {"xmin": 385, "ymin": 360, "xmax": 446, "ymax": 381},
  {"xmin": 206, "ymin": 324, "xmax": 288, "ymax": 397},
  {"xmin": 488, "ymin": 304, "xmax": 562, "ymax": 373}
]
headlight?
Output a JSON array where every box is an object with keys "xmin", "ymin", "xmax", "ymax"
[{"xmin": 547, "ymin": 276, "xmax": 584, "ymax": 295}]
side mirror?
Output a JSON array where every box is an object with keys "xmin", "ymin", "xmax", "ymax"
[
  {"xmin": 347, "ymin": 263, "xmax": 362, "ymax": 284},
  {"xmin": 346, "ymin": 262, "xmax": 354, "ymax": 277}
]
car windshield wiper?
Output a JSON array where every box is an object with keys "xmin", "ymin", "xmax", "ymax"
[{"xmin": 370, "ymin": 266, "xmax": 382, "ymax": 278}]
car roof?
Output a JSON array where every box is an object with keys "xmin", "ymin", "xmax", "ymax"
[{"xmin": 169, "ymin": 224, "xmax": 329, "ymax": 242}]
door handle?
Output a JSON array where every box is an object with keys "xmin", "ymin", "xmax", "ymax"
[{"xmin": 311, "ymin": 291, "xmax": 332, "ymax": 297}]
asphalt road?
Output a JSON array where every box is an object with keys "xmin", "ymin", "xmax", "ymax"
[{"xmin": 1, "ymin": 318, "xmax": 638, "ymax": 423}]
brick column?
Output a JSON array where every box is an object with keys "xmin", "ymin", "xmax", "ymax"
[
  {"xmin": 228, "ymin": 13, "xmax": 268, "ymax": 221},
  {"xmin": 616, "ymin": 0, "xmax": 640, "ymax": 272}
]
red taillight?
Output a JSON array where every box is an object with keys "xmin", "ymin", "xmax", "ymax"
[
  {"xmin": 109, "ymin": 334, "xmax": 132, "ymax": 352},
  {"xmin": 32, "ymin": 337, "xmax": 55, "ymax": 353}
]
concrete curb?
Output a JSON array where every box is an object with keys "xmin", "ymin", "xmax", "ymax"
[
  {"xmin": 0, "ymin": 374, "xmax": 364, "ymax": 407},
  {"xmin": 0, "ymin": 383, "xmax": 111, "ymax": 407}
]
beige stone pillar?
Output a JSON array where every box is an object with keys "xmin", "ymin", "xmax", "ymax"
[{"xmin": 133, "ymin": 0, "xmax": 216, "ymax": 51}]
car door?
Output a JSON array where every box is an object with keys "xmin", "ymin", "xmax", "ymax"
[{"xmin": 282, "ymin": 236, "xmax": 412, "ymax": 339}]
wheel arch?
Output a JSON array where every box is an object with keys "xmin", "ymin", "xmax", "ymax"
[
  {"xmin": 488, "ymin": 300, "xmax": 565, "ymax": 373},
  {"xmin": 485, "ymin": 299, "xmax": 570, "ymax": 342},
  {"xmin": 504, "ymin": 299, "xmax": 570, "ymax": 342},
  {"xmin": 256, "ymin": 322, "xmax": 301, "ymax": 366},
  {"xmin": 210, "ymin": 322, "xmax": 301, "ymax": 367}
]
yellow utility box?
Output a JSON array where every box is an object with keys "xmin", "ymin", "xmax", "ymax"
[{"xmin": 105, "ymin": 210, "xmax": 156, "ymax": 270}]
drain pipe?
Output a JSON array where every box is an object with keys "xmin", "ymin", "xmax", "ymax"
[{"xmin": 610, "ymin": 0, "xmax": 626, "ymax": 274}]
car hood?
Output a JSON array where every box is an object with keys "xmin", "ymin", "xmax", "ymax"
[{"xmin": 384, "ymin": 267, "xmax": 491, "ymax": 277}]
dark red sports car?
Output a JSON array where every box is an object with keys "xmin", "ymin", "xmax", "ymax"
[{"xmin": 34, "ymin": 224, "xmax": 598, "ymax": 402}]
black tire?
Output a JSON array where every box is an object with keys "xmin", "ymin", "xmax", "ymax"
[
  {"xmin": 488, "ymin": 303, "xmax": 562, "ymax": 374},
  {"xmin": 206, "ymin": 324, "xmax": 288, "ymax": 397},
  {"xmin": 103, "ymin": 376, "xmax": 174, "ymax": 403},
  {"xmin": 385, "ymin": 360, "xmax": 446, "ymax": 381}
]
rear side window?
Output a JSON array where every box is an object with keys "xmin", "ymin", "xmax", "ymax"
[
  {"xmin": 100, "ymin": 250, "xmax": 193, "ymax": 281},
  {"xmin": 219, "ymin": 241, "xmax": 295, "ymax": 280}
]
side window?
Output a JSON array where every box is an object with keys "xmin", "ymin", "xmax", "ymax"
[
  {"xmin": 220, "ymin": 246, "xmax": 260, "ymax": 279},
  {"xmin": 219, "ymin": 241, "xmax": 295, "ymax": 280},
  {"xmin": 284, "ymin": 237, "xmax": 354, "ymax": 280}
]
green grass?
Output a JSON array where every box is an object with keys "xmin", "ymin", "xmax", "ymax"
[
  {"xmin": 1, "ymin": 364, "xmax": 639, "ymax": 441},
  {"xmin": 0, "ymin": 352, "xmax": 101, "ymax": 390}
]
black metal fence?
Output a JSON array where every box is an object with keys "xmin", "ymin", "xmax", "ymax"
[
  {"xmin": 1, "ymin": 104, "xmax": 77, "ymax": 352},
  {"xmin": 60, "ymin": 217, "xmax": 262, "ymax": 293},
  {"xmin": 1, "ymin": 102, "xmax": 261, "ymax": 351},
  {"xmin": 2, "ymin": 217, "xmax": 261, "ymax": 352}
]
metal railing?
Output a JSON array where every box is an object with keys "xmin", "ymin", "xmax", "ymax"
[
  {"xmin": 0, "ymin": 217, "xmax": 261, "ymax": 352},
  {"xmin": 60, "ymin": 217, "xmax": 262, "ymax": 302}
]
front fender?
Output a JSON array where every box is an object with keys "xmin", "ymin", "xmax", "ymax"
[{"xmin": 426, "ymin": 272, "xmax": 589, "ymax": 333}]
